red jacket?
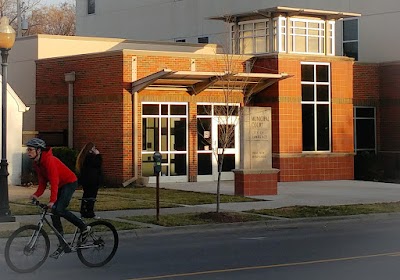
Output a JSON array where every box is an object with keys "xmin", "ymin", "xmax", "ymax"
[{"xmin": 33, "ymin": 148, "xmax": 77, "ymax": 203}]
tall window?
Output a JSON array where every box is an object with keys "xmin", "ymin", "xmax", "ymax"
[
  {"xmin": 343, "ymin": 18, "xmax": 358, "ymax": 60},
  {"xmin": 232, "ymin": 20, "xmax": 270, "ymax": 54},
  {"xmin": 301, "ymin": 62, "xmax": 331, "ymax": 151},
  {"xmin": 88, "ymin": 0, "xmax": 95, "ymax": 14},
  {"xmin": 290, "ymin": 19, "xmax": 328, "ymax": 54},
  {"xmin": 354, "ymin": 107, "xmax": 376, "ymax": 153},
  {"xmin": 142, "ymin": 103, "xmax": 188, "ymax": 178}
]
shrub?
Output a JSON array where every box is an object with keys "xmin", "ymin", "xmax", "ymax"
[
  {"xmin": 354, "ymin": 151, "xmax": 384, "ymax": 181},
  {"xmin": 52, "ymin": 146, "xmax": 79, "ymax": 173}
]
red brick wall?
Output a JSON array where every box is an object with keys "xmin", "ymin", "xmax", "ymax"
[
  {"xmin": 353, "ymin": 63, "xmax": 381, "ymax": 151},
  {"xmin": 378, "ymin": 62, "xmax": 400, "ymax": 178},
  {"xmin": 253, "ymin": 54, "xmax": 354, "ymax": 181},
  {"xmin": 36, "ymin": 50, "xmax": 358, "ymax": 184},
  {"xmin": 379, "ymin": 62, "xmax": 400, "ymax": 152},
  {"xmin": 36, "ymin": 51, "xmax": 246, "ymax": 185},
  {"xmin": 36, "ymin": 52, "xmax": 127, "ymax": 185}
]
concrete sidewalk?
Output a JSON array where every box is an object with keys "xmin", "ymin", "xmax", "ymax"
[{"xmin": 3, "ymin": 180, "xmax": 400, "ymax": 233}]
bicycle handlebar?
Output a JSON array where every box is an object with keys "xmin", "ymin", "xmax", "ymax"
[{"xmin": 31, "ymin": 198, "xmax": 49, "ymax": 210}]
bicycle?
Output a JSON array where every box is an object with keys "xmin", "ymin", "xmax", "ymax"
[{"xmin": 4, "ymin": 199, "xmax": 119, "ymax": 273}]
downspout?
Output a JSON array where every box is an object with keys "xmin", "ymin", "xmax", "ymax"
[
  {"xmin": 122, "ymin": 56, "xmax": 138, "ymax": 187},
  {"xmin": 65, "ymin": 72, "xmax": 75, "ymax": 148}
]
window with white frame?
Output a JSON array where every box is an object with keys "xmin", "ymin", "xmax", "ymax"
[
  {"xmin": 354, "ymin": 106, "xmax": 376, "ymax": 153},
  {"xmin": 343, "ymin": 18, "xmax": 358, "ymax": 61},
  {"xmin": 290, "ymin": 19, "xmax": 328, "ymax": 54},
  {"xmin": 301, "ymin": 62, "xmax": 331, "ymax": 151},
  {"xmin": 231, "ymin": 17, "xmax": 334, "ymax": 55},
  {"xmin": 142, "ymin": 103, "xmax": 188, "ymax": 177},
  {"xmin": 88, "ymin": 0, "xmax": 95, "ymax": 14},
  {"xmin": 231, "ymin": 20, "xmax": 270, "ymax": 54},
  {"xmin": 273, "ymin": 17, "xmax": 286, "ymax": 52}
]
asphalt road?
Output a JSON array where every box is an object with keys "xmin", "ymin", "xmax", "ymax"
[{"xmin": 2, "ymin": 216, "xmax": 400, "ymax": 280}]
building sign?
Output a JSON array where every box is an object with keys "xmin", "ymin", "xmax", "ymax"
[{"xmin": 240, "ymin": 107, "xmax": 272, "ymax": 170}]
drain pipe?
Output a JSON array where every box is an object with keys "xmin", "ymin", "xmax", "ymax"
[
  {"xmin": 122, "ymin": 57, "xmax": 138, "ymax": 187},
  {"xmin": 65, "ymin": 72, "xmax": 75, "ymax": 148}
]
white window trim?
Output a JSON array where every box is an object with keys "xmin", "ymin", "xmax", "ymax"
[
  {"xmin": 290, "ymin": 18, "xmax": 326, "ymax": 55},
  {"xmin": 231, "ymin": 19, "xmax": 271, "ymax": 55},
  {"xmin": 301, "ymin": 62, "xmax": 331, "ymax": 152},
  {"xmin": 141, "ymin": 102, "xmax": 188, "ymax": 182}
]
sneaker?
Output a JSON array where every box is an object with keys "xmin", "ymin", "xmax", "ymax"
[
  {"xmin": 80, "ymin": 226, "xmax": 92, "ymax": 243},
  {"xmin": 49, "ymin": 244, "xmax": 66, "ymax": 259}
]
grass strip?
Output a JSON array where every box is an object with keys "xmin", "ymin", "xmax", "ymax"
[
  {"xmin": 246, "ymin": 202, "xmax": 400, "ymax": 218},
  {"xmin": 10, "ymin": 186, "xmax": 261, "ymax": 215},
  {"xmin": 119, "ymin": 211, "xmax": 267, "ymax": 227},
  {"xmin": 0, "ymin": 218, "xmax": 142, "ymax": 239}
]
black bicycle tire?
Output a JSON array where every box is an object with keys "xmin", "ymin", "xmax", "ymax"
[
  {"xmin": 4, "ymin": 224, "xmax": 50, "ymax": 273},
  {"xmin": 77, "ymin": 220, "xmax": 119, "ymax": 267}
]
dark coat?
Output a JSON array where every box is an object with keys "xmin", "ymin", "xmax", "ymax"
[{"xmin": 79, "ymin": 153, "xmax": 103, "ymax": 188}]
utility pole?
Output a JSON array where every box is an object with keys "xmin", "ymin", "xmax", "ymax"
[{"xmin": 17, "ymin": 0, "xmax": 22, "ymax": 37}]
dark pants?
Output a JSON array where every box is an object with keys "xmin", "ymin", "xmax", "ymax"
[
  {"xmin": 51, "ymin": 181, "xmax": 86, "ymax": 242},
  {"xmin": 80, "ymin": 184, "xmax": 99, "ymax": 218}
]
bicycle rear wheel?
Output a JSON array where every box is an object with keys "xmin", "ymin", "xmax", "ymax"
[
  {"xmin": 5, "ymin": 225, "xmax": 50, "ymax": 273},
  {"xmin": 77, "ymin": 220, "xmax": 119, "ymax": 267}
]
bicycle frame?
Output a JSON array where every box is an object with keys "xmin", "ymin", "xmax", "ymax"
[{"xmin": 32, "ymin": 206, "xmax": 81, "ymax": 253}]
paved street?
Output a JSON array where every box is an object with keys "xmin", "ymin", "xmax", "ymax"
[
  {"xmin": 2, "ymin": 180, "xmax": 400, "ymax": 278},
  {"xmin": 1, "ymin": 214, "xmax": 400, "ymax": 279}
]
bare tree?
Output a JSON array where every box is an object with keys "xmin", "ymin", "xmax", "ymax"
[
  {"xmin": 198, "ymin": 15, "xmax": 280, "ymax": 213},
  {"xmin": 197, "ymin": 53, "xmax": 258, "ymax": 213},
  {"xmin": 24, "ymin": 2, "xmax": 76, "ymax": 36},
  {"xmin": 0, "ymin": 0, "xmax": 40, "ymax": 26}
]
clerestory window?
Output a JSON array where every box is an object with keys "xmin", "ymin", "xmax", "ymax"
[
  {"xmin": 231, "ymin": 20, "xmax": 270, "ymax": 54},
  {"xmin": 231, "ymin": 17, "xmax": 334, "ymax": 55}
]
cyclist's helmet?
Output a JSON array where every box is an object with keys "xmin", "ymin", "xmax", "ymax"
[{"xmin": 26, "ymin": 138, "xmax": 46, "ymax": 149}]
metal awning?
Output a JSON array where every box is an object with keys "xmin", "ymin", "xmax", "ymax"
[
  {"xmin": 209, "ymin": 6, "xmax": 361, "ymax": 22},
  {"xmin": 132, "ymin": 69, "xmax": 290, "ymax": 96}
]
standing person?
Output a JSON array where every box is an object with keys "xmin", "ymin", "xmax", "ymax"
[
  {"xmin": 76, "ymin": 142, "xmax": 103, "ymax": 219},
  {"xmin": 26, "ymin": 138, "xmax": 91, "ymax": 259}
]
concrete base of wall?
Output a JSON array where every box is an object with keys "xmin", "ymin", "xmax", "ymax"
[{"xmin": 233, "ymin": 169, "xmax": 279, "ymax": 196}]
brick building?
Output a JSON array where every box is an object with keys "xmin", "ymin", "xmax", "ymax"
[{"xmin": 30, "ymin": 5, "xmax": 400, "ymax": 191}]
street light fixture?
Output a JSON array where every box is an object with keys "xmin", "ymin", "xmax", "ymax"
[{"xmin": 0, "ymin": 16, "xmax": 16, "ymax": 223}]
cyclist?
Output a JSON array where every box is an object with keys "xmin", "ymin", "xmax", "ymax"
[{"xmin": 26, "ymin": 138, "xmax": 91, "ymax": 258}]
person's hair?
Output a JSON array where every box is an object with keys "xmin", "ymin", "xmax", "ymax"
[{"xmin": 75, "ymin": 142, "xmax": 95, "ymax": 174}]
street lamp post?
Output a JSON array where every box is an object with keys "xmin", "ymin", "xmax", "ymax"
[{"xmin": 0, "ymin": 17, "xmax": 16, "ymax": 222}]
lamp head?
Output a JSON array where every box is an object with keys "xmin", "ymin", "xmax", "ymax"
[{"xmin": 0, "ymin": 17, "xmax": 16, "ymax": 49}]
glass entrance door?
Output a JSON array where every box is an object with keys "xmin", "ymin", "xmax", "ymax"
[
  {"xmin": 197, "ymin": 104, "xmax": 240, "ymax": 181},
  {"xmin": 212, "ymin": 117, "xmax": 239, "ymax": 180}
]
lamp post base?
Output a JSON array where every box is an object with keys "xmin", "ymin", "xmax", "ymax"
[
  {"xmin": 0, "ymin": 215, "xmax": 15, "ymax": 222},
  {"xmin": 0, "ymin": 159, "xmax": 14, "ymax": 222}
]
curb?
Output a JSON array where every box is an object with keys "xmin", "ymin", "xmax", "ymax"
[
  {"xmin": 2, "ymin": 211, "xmax": 400, "ymax": 241},
  {"xmin": 115, "ymin": 211, "xmax": 400, "ymax": 238}
]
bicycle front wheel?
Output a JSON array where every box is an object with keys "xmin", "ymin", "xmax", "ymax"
[
  {"xmin": 5, "ymin": 225, "xmax": 50, "ymax": 273},
  {"xmin": 77, "ymin": 220, "xmax": 119, "ymax": 267}
]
